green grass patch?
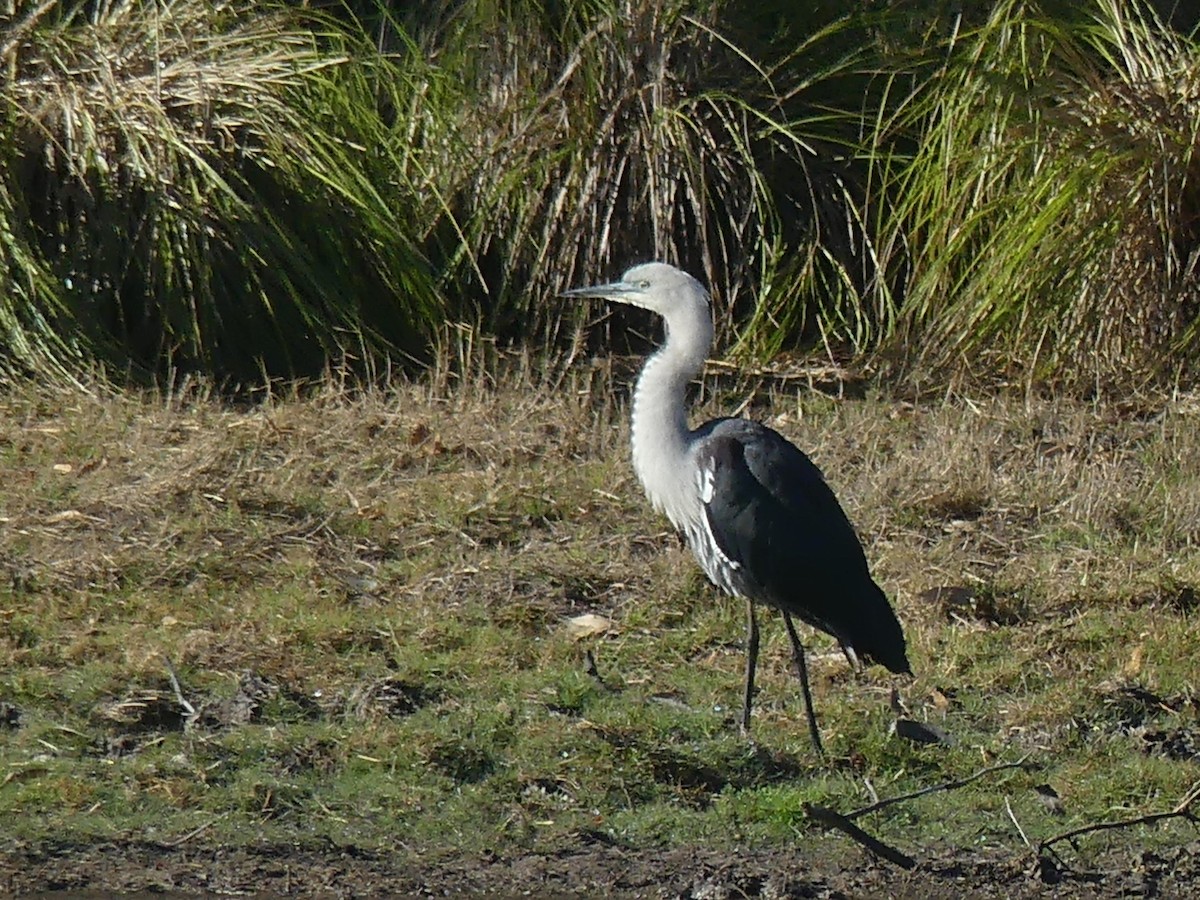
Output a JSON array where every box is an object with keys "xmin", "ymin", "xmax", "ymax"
[{"xmin": 3, "ymin": 373, "xmax": 1200, "ymax": 868}]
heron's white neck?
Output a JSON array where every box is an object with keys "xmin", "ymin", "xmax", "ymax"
[{"xmin": 629, "ymin": 306, "xmax": 713, "ymax": 531}]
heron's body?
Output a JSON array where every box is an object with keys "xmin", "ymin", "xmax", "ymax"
[
  {"xmin": 566, "ymin": 262, "xmax": 910, "ymax": 752},
  {"xmin": 693, "ymin": 422, "xmax": 909, "ymax": 674}
]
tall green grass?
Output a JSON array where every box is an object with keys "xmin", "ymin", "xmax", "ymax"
[
  {"xmin": 0, "ymin": 0, "xmax": 879, "ymax": 382},
  {"xmin": 865, "ymin": 0, "xmax": 1200, "ymax": 389},
  {"xmin": 0, "ymin": 0, "xmax": 442, "ymax": 384},
  {"xmin": 1, "ymin": 0, "xmax": 1197, "ymax": 389},
  {"xmin": 407, "ymin": 0, "xmax": 870, "ymax": 353}
]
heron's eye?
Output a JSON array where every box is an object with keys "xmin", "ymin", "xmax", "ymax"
[{"xmin": 637, "ymin": 279, "xmax": 651, "ymax": 289}]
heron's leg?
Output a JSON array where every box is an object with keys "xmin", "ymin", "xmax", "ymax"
[
  {"xmin": 837, "ymin": 640, "xmax": 862, "ymax": 675},
  {"xmin": 783, "ymin": 612, "xmax": 825, "ymax": 758},
  {"xmin": 740, "ymin": 597, "xmax": 759, "ymax": 736}
]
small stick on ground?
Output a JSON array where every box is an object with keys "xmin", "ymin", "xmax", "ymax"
[
  {"xmin": 584, "ymin": 649, "xmax": 605, "ymax": 687},
  {"xmin": 804, "ymin": 803, "xmax": 916, "ymax": 870},
  {"xmin": 163, "ymin": 655, "xmax": 197, "ymax": 725},
  {"xmin": 846, "ymin": 753, "xmax": 1034, "ymax": 821},
  {"xmin": 1006, "ymin": 795, "xmax": 1032, "ymax": 849},
  {"xmin": 1040, "ymin": 778, "xmax": 1200, "ymax": 855},
  {"xmin": 162, "ymin": 812, "xmax": 230, "ymax": 848},
  {"xmin": 805, "ymin": 752, "xmax": 1036, "ymax": 869}
]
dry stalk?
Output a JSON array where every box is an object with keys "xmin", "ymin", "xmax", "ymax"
[
  {"xmin": 1006, "ymin": 795, "xmax": 1032, "ymax": 849},
  {"xmin": 803, "ymin": 803, "xmax": 916, "ymax": 869},
  {"xmin": 163, "ymin": 655, "xmax": 197, "ymax": 726},
  {"xmin": 805, "ymin": 753, "xmax": 1036, "ymax": 869},
  {"xmin": 0, "ymin": 0, "xmax": 56, "ymax": 64},
  {"xmin": 845, "ymin": 753, "xmax": 1034, "ymax": 821},
  {"xmin": 1039, "ymin": 778, "xmax": 1200, "ymax": 856}
]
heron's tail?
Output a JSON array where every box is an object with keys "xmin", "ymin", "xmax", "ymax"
[{"xmin": 852, "ymin": 582, "xmax": 912, "ymax": 676}]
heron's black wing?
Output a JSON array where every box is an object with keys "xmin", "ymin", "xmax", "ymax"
[
  {"xmin": 696, "ymin": 418, "xmax": 866, "ymax": 567},
  {"xmin": 694, "ymin": 419, "xmax": 911, "ymax": 674}
]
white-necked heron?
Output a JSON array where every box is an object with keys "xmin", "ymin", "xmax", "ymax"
[{"xmin": 566, "ymin": 262, "xmax": 911, "ymax": 755}]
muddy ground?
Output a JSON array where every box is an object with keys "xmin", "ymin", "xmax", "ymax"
[{"xmin": 7, "ymin": 836, "xmax": 1200, "ymax": 897}]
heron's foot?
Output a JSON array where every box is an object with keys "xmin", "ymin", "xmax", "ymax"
[
  {"xmin": 736, "ymin": 720, "xmax": 761, "ymax": 754},
  {"xmin": 738, "ymin": 691, "xmax": 757, "ymax": 738}
]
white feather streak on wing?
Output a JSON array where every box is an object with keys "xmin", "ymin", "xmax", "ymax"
[
  {"xmin": 696, "ymin": 454, "xmax": 716, "ymax": 503},
  {"xmin": 699, "ymin": 503, "xmax": 740, "ymax": 574},
  {"xmin": 684, "ymin": 520, "xmax": 741, "ymax": 598},
  {"xmin": 685, "ymin": 449, "xmax": 741, "ymax": 597}
]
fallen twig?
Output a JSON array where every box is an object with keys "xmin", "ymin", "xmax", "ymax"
[
  {"xmin": 846, "ymin": 753, "xmax": 1034, "ymax": 821},
  {"xmin": 1039, "ymin": 778, "xmax": 1200, "ymax": 854},
  {"xmin": 584, "ymin": 649, "xmax": 604, "ymax": 685},
  {"xmin": 804, "ymin": 803, "xmax": 916, "ymax": 869},
  {"xmin": 1006, "ymin": 795, "xmax": 1032, "ymax": 849},
  {"xmin": 162, "ymin": 655, "xmax": 197, "ymax": 725},
  {"xmin": 162, "ymin": 813, "xmax": 229, "ymax": 848}
]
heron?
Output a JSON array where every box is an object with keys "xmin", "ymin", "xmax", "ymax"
[{"xmin": 565, "ymin": 262, "xmax": 911, "ymax": 755}]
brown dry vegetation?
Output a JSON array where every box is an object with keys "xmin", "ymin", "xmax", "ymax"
[{"xmin": 4, "ymin": 356, "xmax": 1200, "ymax": 894}]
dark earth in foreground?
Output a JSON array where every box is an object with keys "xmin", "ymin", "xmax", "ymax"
[{"xmin": 6, "ymin": 837, "xmax": 1200, "ymax": 897}]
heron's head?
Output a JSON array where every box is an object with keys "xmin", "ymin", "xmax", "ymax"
[{"xmin": 563, "ymin": 262, "xmax": 709, "ymax": 318}]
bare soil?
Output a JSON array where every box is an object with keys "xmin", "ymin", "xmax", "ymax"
[{"xmin": 8, "ymin": 836, "xmax": 1200, "ymax": 897}]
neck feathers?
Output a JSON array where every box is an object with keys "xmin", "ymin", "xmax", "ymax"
[{"xmin": 628, "ymin": 304, "xmax": 713, "ymax": 530}]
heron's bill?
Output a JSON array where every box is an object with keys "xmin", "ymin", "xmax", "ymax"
[{"xmin": 562, "ymin": 281, "xmax": 646, "ymax": 307}]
